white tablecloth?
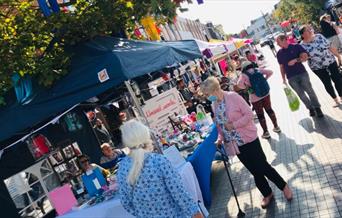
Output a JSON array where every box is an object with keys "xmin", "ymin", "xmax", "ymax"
[
  {"xmin": 178, "ymin": 162, "xmax": 204, "ymax": 204},
  {"xmin": 59, "ymin": 162, "xmax": 204, "ymax": 218},
  {"xmin": 58, "ymin": 195, "xmax": 134, "ymax": 218}
]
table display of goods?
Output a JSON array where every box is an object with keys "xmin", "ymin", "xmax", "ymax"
[
  {"xmin": 73, "ymin": 174, "xmax": 118, "ymax": 210},
  {"xmin": 160, "ymin": 107, "xmax": 213, "ymax": 157}
]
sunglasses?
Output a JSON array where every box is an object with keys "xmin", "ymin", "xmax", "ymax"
[{"xmin": 80, "ymin": 159, "xmax": 89, "ymax": 164}]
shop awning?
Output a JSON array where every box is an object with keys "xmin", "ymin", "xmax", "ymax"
[
  {"xmin": 244, "ymin": 38, "xmax": 253, "ymax": 44},
  {"xmin": 0, "ymin": 36, "xmax": 202, "ymax": 145},
  {"xmin": 195, "ymin": 40, "xmax": 237, "ymax": 58},
  {"xmin": 280, "ymin": 20, "xmax": 291, "ymax": 28},
  {"xmin": 231, "ymin": 38, "xmax": 246, "ymax": 49}
]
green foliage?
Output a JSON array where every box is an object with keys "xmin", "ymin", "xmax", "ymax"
[
  {"xmin": 273, "ymin": 0, "xmax": 326, "ymax": 26},
  {"xmin": 0, "ymin": 0, "xmax": 185, "ymax": 104}
]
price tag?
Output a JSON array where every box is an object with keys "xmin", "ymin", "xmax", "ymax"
[{"xmin": 93, "ymin": 178, "xmax": 101, "ymax": 190}]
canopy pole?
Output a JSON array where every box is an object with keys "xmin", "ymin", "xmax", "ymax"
[{"xmin": 124, "ymin": 81, "xmax": 162, "ymax": 153}]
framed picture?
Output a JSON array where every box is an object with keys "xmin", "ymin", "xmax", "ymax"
[
  {"xmin": 49, "ymin": 151, "xmax": 64, "ymax": 166},
  {"xmin": 71, "ymin": 142, "xmax": 81, "ymax": 156},
  {"xmin": 62, "ymin": 145, "xmax": 75, "ymax": 159},
  {"xmin": 66, "ymin": 158, "xmax": 80, "ymax": 175},
  {"xmin": 48, "ymin": 140, "xmax": 82, "ymax": 183}
]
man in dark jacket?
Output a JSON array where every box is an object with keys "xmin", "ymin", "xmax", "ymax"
[{"xmin": 94, "ymin": 119, "xmax": 113, "ymax": 145}]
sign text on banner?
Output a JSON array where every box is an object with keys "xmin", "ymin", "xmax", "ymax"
[{"xmin": 142, "ymin": 88, "xmax": 187, "ymax": 134}]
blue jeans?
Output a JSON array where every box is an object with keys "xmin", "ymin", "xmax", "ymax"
[{"xmin": 288, "ymin": 73, "xmax": 321, "ymax": 110}]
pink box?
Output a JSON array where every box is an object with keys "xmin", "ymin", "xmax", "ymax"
[{"xmin": 48, "ymin": 184, "xmax": 77, "ymax": 215}]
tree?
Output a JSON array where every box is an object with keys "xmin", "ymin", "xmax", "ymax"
[
  {"xmin": 273, "ymin": 0, "xmax": 297, "ymax": 22},
  {"xmin": 273, "ymin": 0, "xmax": 326, "ymax": 26},
  {"xmin": 0, "ymin": 0, "xmax": 188, "ymax": 105}
]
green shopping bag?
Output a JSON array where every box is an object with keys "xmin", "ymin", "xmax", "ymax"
[{"xmin": 284, "ymin": 86, "xmax": 300, "ymax": 111}]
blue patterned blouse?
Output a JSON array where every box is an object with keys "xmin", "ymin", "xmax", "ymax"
[
  {"xmin": 215, "ymin": 100, "xmax": 244, "ymax": 146},
  {"xmin": 117, "ymin": 153, "xmax": 199, "ymax": 218},
  {"xmin": 301, "ymin": 34, "xmax": 336, "ymax": 70}
]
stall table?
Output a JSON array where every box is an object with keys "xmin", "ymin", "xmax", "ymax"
[
  {"xmin": 58, "ymin": 196, "xmax": 133, "ymax": 218},
  {"xmin": 187, "ymin": 126, "xmax": 218, "ymax": 207},
  {"xmin": 58, "ymin": 162, "xmax": 204, "ymax": 218}
]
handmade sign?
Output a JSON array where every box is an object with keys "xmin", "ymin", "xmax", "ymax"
[{"xmin": 142, "ymin": 88, "xmax": 187, "ymax": 134}]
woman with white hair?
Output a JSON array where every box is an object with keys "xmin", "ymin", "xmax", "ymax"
[
  {"xmin": 117, "ymin": 119, "xmax": 203, "ymax": 218},
  {"xmin": 201, "ymin": 77, "xmax": 292, "ymax": 209}
]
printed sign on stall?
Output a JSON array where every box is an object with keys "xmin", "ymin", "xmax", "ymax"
[
  {"xmin": 98, "ymin": 69, "xmax": 109, "ymax": 83},
  {"xmin": 142, "ymin": 88, "xmax": 187, "ymax": 134}
]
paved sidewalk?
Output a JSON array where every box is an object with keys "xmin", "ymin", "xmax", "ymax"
[{"xmin": 208, "ymin": 48, "xmax": 342, "ymax": 218}]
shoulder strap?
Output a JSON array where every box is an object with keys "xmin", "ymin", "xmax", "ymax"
[
  {"xmin": 243, "ymin": 71, "xmax": 252, "ymax": 78},
  {"xmin": 241, "ymin": 72, "xmax": 252, "ymax": 88},
  {"xmin": 253, "ymin": 69, "xmax": 261, "ymax": 74}
]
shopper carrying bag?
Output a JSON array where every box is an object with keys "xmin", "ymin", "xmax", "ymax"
[{"xmin": 201, "ymin": 77, "xmax": 293, "ymax": 209}]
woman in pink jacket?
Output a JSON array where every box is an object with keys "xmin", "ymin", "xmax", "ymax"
[{"xmin": 201, "ymin": 77, "xmax": 292, "ymax": 209}]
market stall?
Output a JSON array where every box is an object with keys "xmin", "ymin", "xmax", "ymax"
[
  {"xmin": 0, "ymin": 36, "xmax": 202, "ymax": 145},
  {"xmin": 195, "ymin": 39, "xmax": 237, "ymax": 76},
  {"xmin": 0, "ymin": 36, "xmax": 205, "ymax": 218}
]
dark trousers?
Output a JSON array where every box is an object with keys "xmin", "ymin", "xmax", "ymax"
[
  {"xmin": 237, "ymin": 138, "xmax": 287, "ymax": 197},
  {"xmin": 313, "ymin": 61, "xmax": 342, "ymax": 99},
  {"xmin": 252, "ymin": 95, "xmax": 278, "ymax": 133}
]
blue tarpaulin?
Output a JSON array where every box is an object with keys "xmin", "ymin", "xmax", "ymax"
[{"xmin": 0, "ymin": 36, "xmax": 202, "ymax": 145}]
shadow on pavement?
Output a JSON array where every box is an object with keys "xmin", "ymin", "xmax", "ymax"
[
  {"xmin": 267, "ymin": 133, "xmax": 315, "ymax": 171},
  {"xmin": 209, "ymin": 133, "xmax": 342, "ymax": 217},
  {"xmin": 299, "ymin": 115, "xmax": 342, "ymax": 139}
]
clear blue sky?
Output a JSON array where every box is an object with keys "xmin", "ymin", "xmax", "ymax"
[{"xmin": 179, "ymin": 0, "xmax": 280, "ymax": 34}]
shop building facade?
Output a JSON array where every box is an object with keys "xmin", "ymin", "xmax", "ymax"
[{"xmin": 160, "ymin": 16, "xmax": 213, "ymax": 41}]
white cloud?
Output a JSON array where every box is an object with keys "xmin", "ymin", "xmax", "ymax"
[{"xmin": 178, "ymin": 0, "xmax": 280, "ymax": 34}]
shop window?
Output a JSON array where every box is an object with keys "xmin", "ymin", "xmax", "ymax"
[{"xmin": 4, "ymin": 159, "xmax": 60, "ymax": 218}]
